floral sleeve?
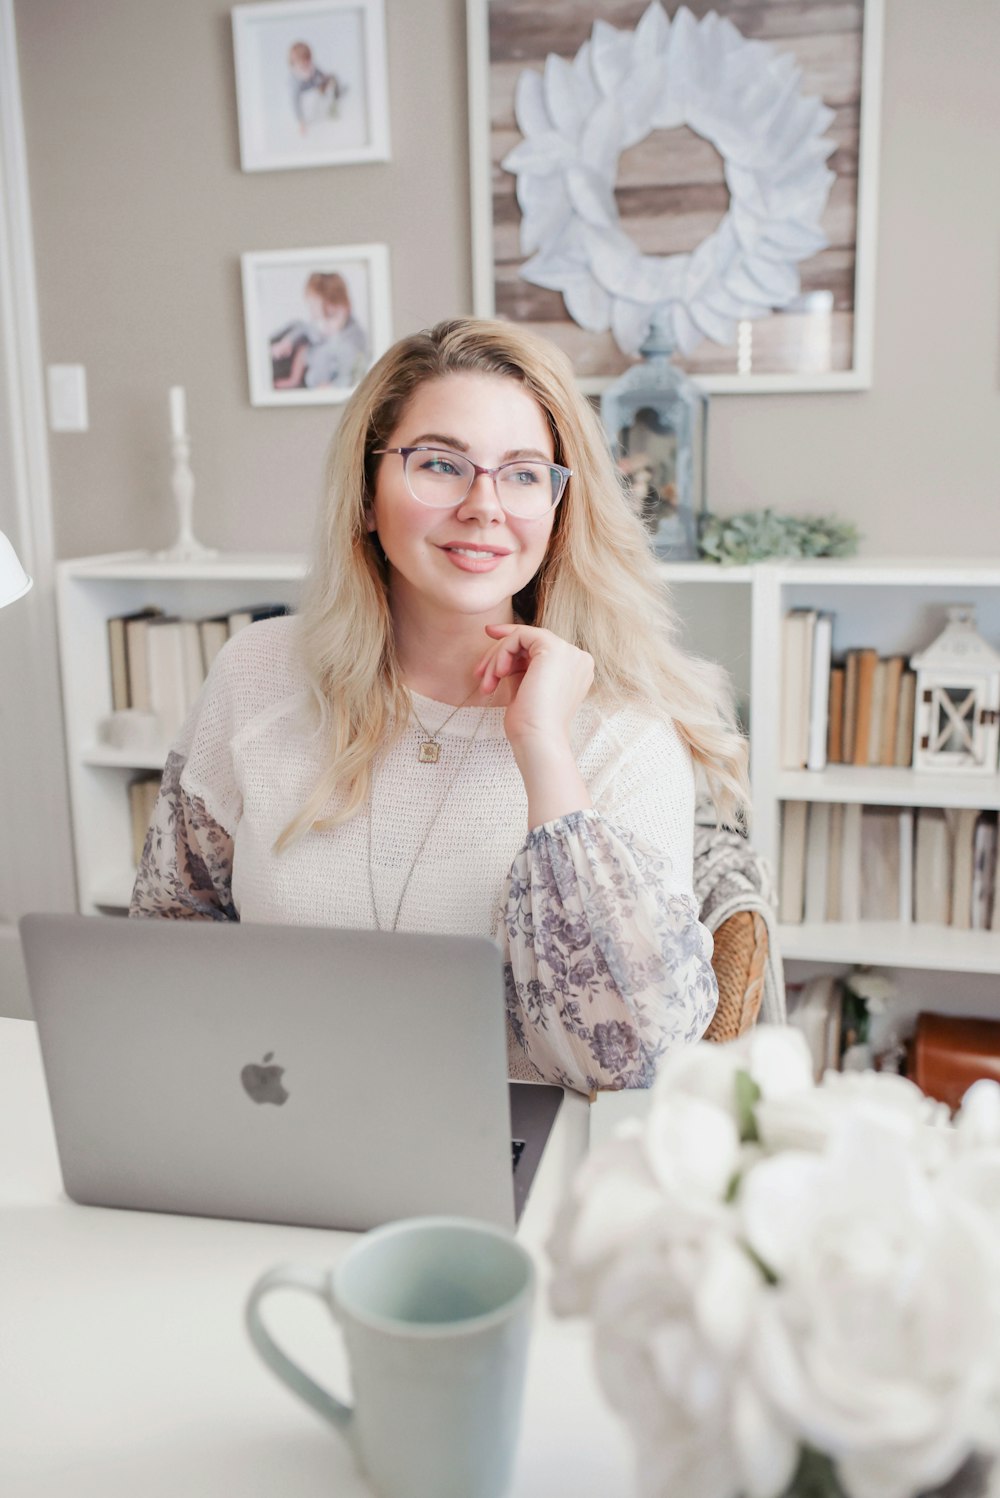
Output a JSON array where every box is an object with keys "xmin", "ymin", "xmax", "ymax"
[
  {"xmin": 501, "ymin": 809, "xmax": 717, "ymax": 1093},
  {"xmin": 129, "ymin": 750, "xmax": 238, "ymax": 921}
]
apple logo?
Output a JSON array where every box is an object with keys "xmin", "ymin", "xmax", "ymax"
[{"xmin": 241, "ymin": 1051, "xmax": 289, "ymax": 1106}]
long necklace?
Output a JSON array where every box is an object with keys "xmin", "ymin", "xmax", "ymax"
[
  {"xmin": 409, "ymin": 684, "xmax": 481, "ymax": 763},
  {"xmin": 366, "ymin": 710, "xmax": 487, "ymax": 932}
]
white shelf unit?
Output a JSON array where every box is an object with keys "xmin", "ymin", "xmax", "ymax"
[
  {"xmin": 56, "ymin": 552, "xmax": 305, "ymax": 914},
  {"xmin": 749, "ymin": 558, "xmax": 1000, "ymax": 977},
  {"xmin": 55, "ymin": 552, "xmax": 1000, "ymax": 982}
]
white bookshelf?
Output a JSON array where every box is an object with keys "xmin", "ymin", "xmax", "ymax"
[
  {"xmin": 55, "ymin": 552, "xmax": 1000, "ymax": 982},
  {"xmin": 56, "ymin": 552, "xmax": 305, "ymax": 915},
  {"xmin": 750, "ymin": 558, "xmax": 1000, "ymax": 978}
]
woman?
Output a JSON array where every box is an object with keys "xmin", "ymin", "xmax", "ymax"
[{"xmin": 131, "ymin": 318, "xmax": 748, "ymax": 1094}]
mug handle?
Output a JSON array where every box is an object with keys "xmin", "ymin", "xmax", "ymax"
[{"xmin": 245, "ymin": 1263, "xmax": 353, "ymax": 1433}]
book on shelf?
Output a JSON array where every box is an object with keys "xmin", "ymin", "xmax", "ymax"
[
  {"xmin": 850, "ymin": 648, "xmax": 878, "ymax": 766},
  {"xmin": 865, "ymin": 659, "xmax": 886, "ymax": 766},
  {"xmin": 119, "ymin": 608, "xmax": 167, "ymax": 714},
  {"xmin": 806, "ymin": 614, "xmax": 833, "ymax": 772},
  {"xmin": 971, "ymin": 812, "xmax": 997, "ymax": 931},
  {"xmin": 803, "ymin": 802, "xmax": 831, "ymax": 923},
  {"xmin": 946, "ymin": 807, "xmax": 980, "ymax": 932},
  {"xmin": 841, "ymin": 651, "xmax": 858, "ymax": 764},
  {"xmin": 825, "ymin": 802, "xmax": 844, "ymax": 920},
  {"xmin": 859, "ymin": 806, "xmax": 904, "ymax": 922},
  {"xmin": 780, "ymin": 611, "xmax": 815, "ymax": 770},
  {"xmin": 779, "ymin": 800, "xmax": 808, "ymax": 923},
  {"xmin": 878, "ymin": 656, "xmax": 905, "ymax": 766},
  {"xmin": 894, "ymin": 670, "xmax": 917, "ymax": 767},
  {"xmin": 145, "ymin": 617, "xmax": 208, "ymax": 746},
  {"xmin": 914, "ymin": 808, "xmax": 951, "ymax": 926},
  {"xmin": 838, "ymin": 802, "xmax": 863, "ymax": 923},
  {"xmin": 786, "ymin": 975, "xmax": 842, "ymax": 1081},
  {"xmin": 198, "ymin": 615, "xmax": 230, "ymax": 672},
  {"xmin": 898, "ymin": 807, "xmax": 915, "ymax": 924},
  {"xmin": 145, "ymin": 617, "xmax": 189, "ymax": 746},
  {"xmin": 128, "ymin": 774, "xmax": 161, "ymax": 867},
  {"xmin": 108, "ymin": 606, "xmax": 164, "ymax": 712},
  {"xmin": 228, "ymin": 603, "xmax": 291, "ymax": 634},
  {"xmin": 827, "ymin": 666, "xmax": 845, "ymax": 766}
]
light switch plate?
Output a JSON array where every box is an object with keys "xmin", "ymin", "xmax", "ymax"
[{"xmin": 47, "ymin": 365, "xmax": 88, "ymax": 432}]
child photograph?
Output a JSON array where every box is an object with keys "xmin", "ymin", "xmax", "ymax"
[
  {"xmin": 241, "ymin": 244, "xmax": 391, "ymax": 406},
  {"xmin": 232, "ymin": 0, "xmax": 390, "ymax": 170}
]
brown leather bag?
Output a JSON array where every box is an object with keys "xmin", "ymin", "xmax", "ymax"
[{"xmin": 910, "ymin": 1011, "xmax": 1000, "ymax": 1112}]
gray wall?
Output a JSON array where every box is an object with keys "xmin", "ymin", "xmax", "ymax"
[{"xmin": 15, "ymin": 0, "xmax": 1000, "ymax": 561}]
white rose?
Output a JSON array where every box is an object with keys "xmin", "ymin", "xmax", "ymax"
[
  {"xmin": 643, "ymin": 1091, "xmax": 743, "ymax": 1205},
  {"xmin": 739, "ymin": 1114, "xmax": 999, "ymax": 1498},
  {"xmin": 955, "ymin": 1078, "xmax": 1000, "ymax": 1150},
  {"xmin": 755, "ymin": 1067, "xmax": 951, "ymax": 1163},
  {"xmin": 651, "ymin": 1024, "xmax": 815, "ymax": 1129},
  {"xmin": 588, "ymin": 1231, "xmax": 796, "ymax": 1498}
]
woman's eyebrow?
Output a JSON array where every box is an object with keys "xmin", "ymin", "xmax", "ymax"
[
  {"xmin": 408, "ymin": 434, "xmax": 552, "ymax": 463},
  {"xmin": 408, "ymin": 432, "xmax": 469, "ymax": 451}
]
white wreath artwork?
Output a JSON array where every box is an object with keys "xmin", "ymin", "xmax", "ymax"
[{"xmin": 501, "ymin": 2, "xmax": 837, "ymax": 359}]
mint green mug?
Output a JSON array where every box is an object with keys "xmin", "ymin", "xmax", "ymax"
[{"xmin": 245, "ymin": 1216, "xmax": 535, "ymax": 1498}]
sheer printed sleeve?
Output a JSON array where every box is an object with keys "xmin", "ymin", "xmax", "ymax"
[
  {"xmin": 501, "ymin": 715, "xmax": 718, "ymax": 1093},
  {"xmin": 129, "ymin": 749, "xmax": 238, "ymax": 920},
  {"xmin": 128, "ymin": 634, "xmax": 249, "ymax": 921}
]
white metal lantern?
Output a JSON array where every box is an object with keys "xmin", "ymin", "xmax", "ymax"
[{"xmin": 910, "ymin": 606, "xmax": 1000, "ymax": 774}]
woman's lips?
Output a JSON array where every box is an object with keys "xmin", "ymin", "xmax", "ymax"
[{"xmin": 438, "ymin": 544, "xmax": 511, "ymax": 572}]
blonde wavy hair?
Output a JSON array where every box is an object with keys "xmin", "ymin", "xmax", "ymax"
[{"xmin": 277, "ymin": 317, "xmax": 748, "ymax": 850}]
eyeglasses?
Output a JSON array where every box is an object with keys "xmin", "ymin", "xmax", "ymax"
[{"xmin": 373, "ymin": 446, "xmax": 571, "ymax": 519}]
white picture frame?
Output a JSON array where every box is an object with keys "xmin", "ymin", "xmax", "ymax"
[
  {"xmin": 467, "ymin": 0, "xmax": 884, "ymax": 395},
  {"xmin": 241, "ymin": 244, "xmax": 392, "ymax": 406},
  {"xmin": 232, "ymin": 0, "xmax": 390, "ymax": 171}
]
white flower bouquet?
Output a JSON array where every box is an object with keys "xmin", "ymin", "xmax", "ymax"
[{"xmin": 549, "ymin": 1028, "xmax": 1000, "ymax": 1498}]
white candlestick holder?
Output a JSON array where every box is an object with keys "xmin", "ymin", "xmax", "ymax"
[{"xmin": 157, "ymin": 432, "xmax": 217, "ymax": 561}]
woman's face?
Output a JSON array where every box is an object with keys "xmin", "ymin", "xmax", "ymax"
[{"xmin": 367, "ymin": 372, "xmax": 558, "ymax": 627}]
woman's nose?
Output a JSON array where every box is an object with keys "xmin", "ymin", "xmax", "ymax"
[{"xmin": 455, "ymin": 470, "xmax": 504, "ymax": 521}]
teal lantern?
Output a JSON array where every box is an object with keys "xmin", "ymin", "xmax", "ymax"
[{"xmin": 600, "ymin": 311, "xmax": 707, "ymax": 560}]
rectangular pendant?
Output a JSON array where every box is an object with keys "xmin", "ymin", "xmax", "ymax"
[{"xmin": 418, "ymin": 741, "xmax": 440, "ymax": 764}]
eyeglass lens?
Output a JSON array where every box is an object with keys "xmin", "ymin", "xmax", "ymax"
[{"xmin": 404, "ymin": 449, "xmax": 562, "ymax": 516}]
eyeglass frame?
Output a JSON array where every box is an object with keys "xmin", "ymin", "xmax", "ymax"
[{"xmin": 372, "ymin": 446, "xmax": 572, "ymax": 516}]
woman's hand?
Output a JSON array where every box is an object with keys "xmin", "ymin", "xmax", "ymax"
[
  {"xmin": 475, "ymin": 624, "xmax": 595, "ymax": 826},
  {"xmin": 476, "ymin": 623, "xmax": 594, "ymax": 746}
]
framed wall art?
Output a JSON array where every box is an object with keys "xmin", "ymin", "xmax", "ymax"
[
  {"xmin": 467, "ymin": 0, "xmax": 884, "ymax": 393},
  {"xmin": 233, "ymin": 0, "xmax": 390, "ymax": 171},
  {"xmin": 241, "ymin": 243, "xmax": 392, "ymax": 406}
]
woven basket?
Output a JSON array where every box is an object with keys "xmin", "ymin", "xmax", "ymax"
[{"xmin": 703, "ymin": 910, "xmax": 767, "ymax": 1044}]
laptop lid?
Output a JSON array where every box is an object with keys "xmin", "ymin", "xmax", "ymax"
[{"xmin": 20, "ymin": 915, "xmax": 562, "ymax": 1233}]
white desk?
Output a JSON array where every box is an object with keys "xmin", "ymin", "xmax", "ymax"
[{"xmin": 0, "ymin": 1019, "xmax": 633, "ymax": 1497}]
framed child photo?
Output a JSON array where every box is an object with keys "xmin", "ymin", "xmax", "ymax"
[
  {"xmin": 241, "ymin": 244, "xmax": 392, "ymax": 406},
  {"xmin": 232, "ymin": 0, "xmax": 390, "ymax": 171}
]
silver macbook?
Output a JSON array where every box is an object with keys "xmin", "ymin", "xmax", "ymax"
[{"xmin": 19, "ymin": 915, "xmax": 563, "ymax": 1232}]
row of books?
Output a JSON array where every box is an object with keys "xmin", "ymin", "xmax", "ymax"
[
  {"xmin": 780, "ymin": 801, "xmax": 1000, "ymax": 930},
  {"xmin": 781, "ymin": 609, "xmax": 917, "ymax": 771},
  {"xmin": 108, "ymin": 603, "xmax": 290, "ymax": 745}
]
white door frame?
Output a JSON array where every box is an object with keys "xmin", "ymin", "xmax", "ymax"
[{"xmin": 0, "ymin": 0, "xmax": 76, "ymax": 1018}]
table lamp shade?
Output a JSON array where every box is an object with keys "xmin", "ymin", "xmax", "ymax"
[{"xmin": 0, "ymin": 529, "xmax": 32, "ymax": 608}]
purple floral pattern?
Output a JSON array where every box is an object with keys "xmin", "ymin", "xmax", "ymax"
[
  {"xmin": 130, "ymin": 751, "xmax": 238, "ymax": 921},
  {"xmin": 501, "ymin": 809, "xmax": 717, "ymax": 1092}
]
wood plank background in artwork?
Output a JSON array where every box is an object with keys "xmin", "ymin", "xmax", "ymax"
[{"xmin": 487, "ymin": 0, "xmax": 866, "ymax": 380}]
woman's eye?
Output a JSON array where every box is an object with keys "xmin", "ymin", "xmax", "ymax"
[
  {"xmin": 422, "ymin": 454, "xmax": 462, "ymax": 477},
  {"xmin": 507, "ymin": 465, "xmax": 541, "ymax": 485}
]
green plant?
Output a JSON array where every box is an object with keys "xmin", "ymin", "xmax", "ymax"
[{"xmin": 698, "ymin": 509, "xmax": 860, "ymax": 565}]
